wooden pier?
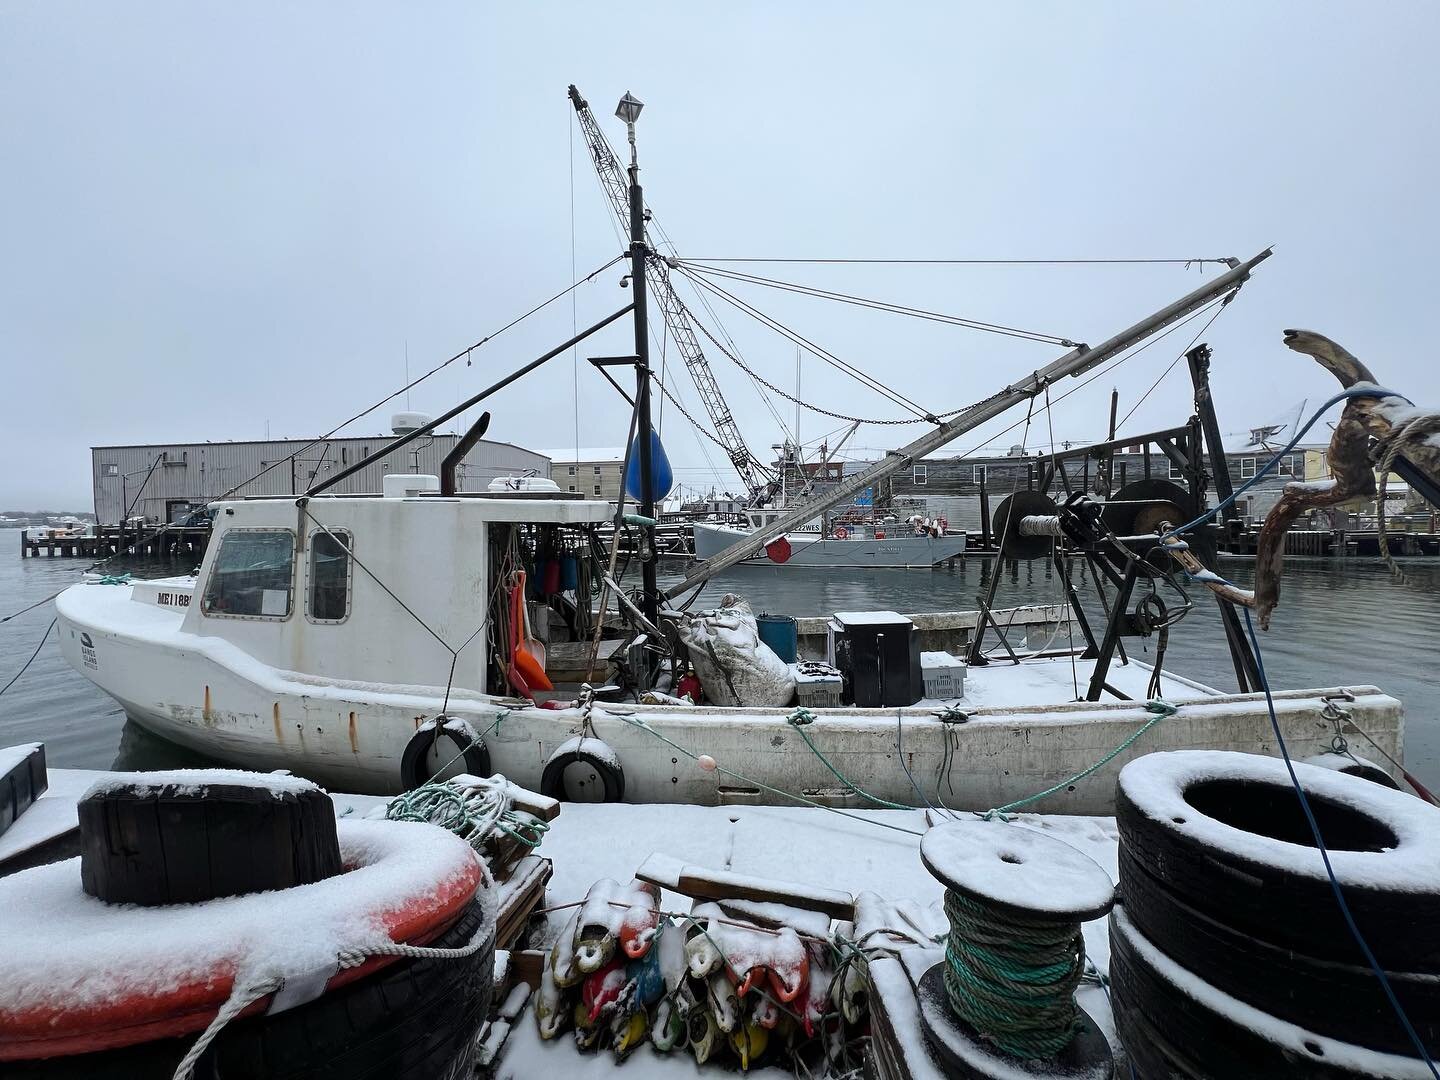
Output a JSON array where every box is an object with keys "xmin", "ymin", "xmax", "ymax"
[{"xmin": 19, "ymin": 524, "xmax": 211, "ymax": 561}]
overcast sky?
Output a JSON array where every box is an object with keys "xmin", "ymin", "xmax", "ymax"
[{"xmin": 4, "ymin": 2, "xmax": 1438, "ymax": 509}]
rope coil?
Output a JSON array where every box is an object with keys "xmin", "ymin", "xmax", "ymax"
[{"xmin": 940, "ymin": 890, "xmax": 1086, "ymax": 1059}]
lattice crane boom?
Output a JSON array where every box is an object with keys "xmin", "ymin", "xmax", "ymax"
[{"xmin": 568, "ymin": 84, "xmax": 773, "ymax": 498}]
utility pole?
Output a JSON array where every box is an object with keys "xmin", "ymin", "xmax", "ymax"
[{"xmin": 616, "ymin": 91, "xmax": 659, "ymax": 627}]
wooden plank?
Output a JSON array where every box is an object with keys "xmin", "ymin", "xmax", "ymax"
[
  {"xmin": 636, "ymin": 852, "xmax": 854, "ymax": 921},
  {"xmin": 509, "ymin": 949, "xmax": 546, "ymax": 990}
]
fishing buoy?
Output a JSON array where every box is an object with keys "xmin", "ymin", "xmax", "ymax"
[
  {"xmin": 765, "ymin": 536, "xmax": 792, "ymax": 564},
  {"xmin": 624, "ymin": 428, "xmax": 674, "ymax": 502},
  {"xmin": 833, "ymin": 526, "xmax": 849, "ymax": 540},
  {"xmin": 697, "ymin": 754, "xmax": 718, "ymax": 772},
  {"xmin": 916, "ymin": 820, "xmax": 1115, "ymax": 1078}
]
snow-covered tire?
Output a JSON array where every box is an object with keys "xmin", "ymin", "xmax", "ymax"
[
  {"xmin": 1298, "ymin": 752, "xmax": 1401, "ymax": 790},
  {"xmin": 9, "ymin": 898, "xmax": 493, "ymax": 1079},
  {"xmin": 1118, "ymin": 848, "xmax": 1440, "ymax": 1057},
  {"xmin": 1115, "ymin": 751, "xmax": 1440, "ymax": 971},
  {"xmin": 78, "ymin": 779, "xmax": 341, "ymax": 906},
  {"xmin": 400, "ymin": 717, "xmax": 491, "ymax": 791},
  {"xmin": 540, "ymin": 739, "xmax": 625, "ymax": 803},
  {"xmin": 1109, "ymin": 906, "xmax": 1430, "ymax": 1080}
]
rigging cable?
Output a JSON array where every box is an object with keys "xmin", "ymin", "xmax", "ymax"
[
  {"xmin": 675, "ymin": 256, "xmax": 1235, "ymax": 267},
  {"xmin": 210, "ymin": 254, "xmax": 625, "ymax": 503},
  {"xmin": 1113, "ymin": 288, "xmax": 1239, "ymax": 433},
  {"xmin": 679, "ymin": 261, "xmax": 1075, "ymax": 347},
  {"xmin": 677, "ymin": 267, "xmax": 935, "ymax": 419}
]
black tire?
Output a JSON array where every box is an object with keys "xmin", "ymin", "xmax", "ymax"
[
  {"xmin": 11, "ymin": 898, "xmax": 493, "ymax": 1080},
  {"xmin": 1116, "ymin": 751, "xmax": 1440, "ymax": 971},
  {"xmin": 78, "ymin": 781, "xmax": 341, "ymax": 905},
  {"xmin": 1109, "ymin": 907, "xmax": 1420, "ymax": 1080},
  {"xmin": 540, "ymin": 741, "xmax": 625, "ymax": 803},
  {"xmin": 1118, "ymin": 848, "xmax": 1440, "ymax": 1057},
  {"xmin": 400, "ymin": 717, "xmax": 491, "ymax": 791},
  {"xmin": 1298, "ymin": 753, "xmax": 1401, "ymax": 790},
  {"xmin": 1, "ymin": 742, "xmax": 46, "ymax": 838}
]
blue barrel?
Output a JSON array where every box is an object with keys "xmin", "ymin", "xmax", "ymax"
[{"xmin": 755, "ymin": 613, "xmax": 799, "ymax": 663}]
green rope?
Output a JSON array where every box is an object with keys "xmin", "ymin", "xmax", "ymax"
[
  {"xmin": 980, "ymin": 699, "xmax": 1177, "ymax": 820},
  {"xmin": 91, "ymin": 573, "xmax": 132, "ymax": 585},
  {"xmin": 941, "ymin": 889, "xmax": 1085, "ymax": 1059},
  {"xmin": 787, "ymin": 708, "xmax": 912, "ymax": 810}
]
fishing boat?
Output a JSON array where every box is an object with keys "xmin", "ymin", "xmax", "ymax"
[
  {"xmin": 52, "ymin": 91, "xmax": 1409, "ymax": 812},
  {"xmin": 692, "ymin": 509, "xmax": 966, "ymax": 568}
]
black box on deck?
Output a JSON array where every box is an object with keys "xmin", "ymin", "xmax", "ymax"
[{"xmin": 828, "ymin": 611, "xmax": 923, "ymax": 707}]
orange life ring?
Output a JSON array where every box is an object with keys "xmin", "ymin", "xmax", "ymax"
[
  {"xmin": 0, "ymin": 821, "xmax": 484, "ymax": 1060},
  {"xmin": 833, "ymin": 526, "xmax": 849, "ymax": 540}
]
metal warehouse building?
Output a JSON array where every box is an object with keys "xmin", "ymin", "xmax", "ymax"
[{"xmin": 91, "ymin": 430, "xmax": 550, "ymax": 524}]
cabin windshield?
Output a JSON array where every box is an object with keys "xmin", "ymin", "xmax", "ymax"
[{"xmin": 201, "ymin": 529, "xmax": 294, "ymax": 618}]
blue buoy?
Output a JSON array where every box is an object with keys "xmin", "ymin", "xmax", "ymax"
[{"xmin": 624, "ymin": 428, "xmax": 674, "ymax": 502}]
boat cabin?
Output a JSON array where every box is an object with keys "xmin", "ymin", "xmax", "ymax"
[{"xmin": 175, "ymin": 480, "xmax": 612, "ymax": 695}]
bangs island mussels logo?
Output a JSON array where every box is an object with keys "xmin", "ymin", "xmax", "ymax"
[{"xmin": 80, "ymin": 631, "xmax": 98, "ymax": 669}]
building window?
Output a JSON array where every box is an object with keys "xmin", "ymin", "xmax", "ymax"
[
  {"xmin": 1168, "ymin": 461, "xmax": 1184, "ymax": 480},
  {"xmin": 594, "ymin": 485, "xmax": 602, "ymax": 495},
  {"xmin": 1278, "ymin": 456, "xmax": 1294, "ymax": 477},
  {"xmin": 307, "ymin": 529, "xmax": 351, "ymax": 622},
  {"xmin": 202, "ymin": 529, "xmax": 294, "ymax": 618},
  {"xmin": 912, "ymin": 463, "xmax": 928, "ymax": 486},
  {"xmin": 568, "ymin": 485, "xmax": 576, "ymax": 492},
  {"xmin": 567, "ymin": 465, "xmax": 576, "ymax": 475},
  {"xmin": 101, "ymin": 463, "xmax": 119, "ymax": 477},
  {"xmin": 594, "ymin": 465, "xmax": 602, "ymax": 475},
  {"xmin": 971, "ymin": 465, "xmax": 986, "ymax": 483},
  {"xmin": 1240, "ymin": 457, "xmax": 1257, "ymax": 479}
]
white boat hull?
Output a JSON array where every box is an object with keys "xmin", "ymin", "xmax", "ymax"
[
  {"xmin": 55, "ymin": 581, "xmax": 1404, "ymax": 813},
  {"xmin": 693, "ymin": 522, "xmax": 966, "ymax": 568}
]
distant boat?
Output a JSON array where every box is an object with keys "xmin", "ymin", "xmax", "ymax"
[{"xmin": 693, "ymin": 508, "xmax": 965, "ymax": 569}]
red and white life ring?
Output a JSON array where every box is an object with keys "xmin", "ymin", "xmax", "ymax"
[
  {"xmin": 0, "ymin": 819, "xmax": 484, "ymax": 1060},
  {"xmin": 833, "ymin": 526, "xmax": 850, "ymax": 540}
]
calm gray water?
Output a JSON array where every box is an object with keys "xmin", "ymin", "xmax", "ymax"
[{"xmin": 2, "ymin": 528, "xmax": 1437, "ymax": 787}]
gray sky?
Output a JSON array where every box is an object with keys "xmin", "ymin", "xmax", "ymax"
[{"xmin": 4, "ymin": 2, "xmax": 1438, "ymax": 508}]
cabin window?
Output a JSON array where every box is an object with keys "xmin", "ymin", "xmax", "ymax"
[
  {"xmin": 913, "ymin": 464, "xmax": 928, "ymax": 486},
  {"xmin": 201, "ymin": 529, "xmax": 294, "ymax": 619},
  {"xmin": 1240, "ymin": 457, "xmax": 1257, "ymax": 478},
  {"xmin": 307, "ymin": 529, "xmax": 352, "ymax": 622}
]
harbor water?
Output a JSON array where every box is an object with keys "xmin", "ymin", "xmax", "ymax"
[{"xmin": 2, "ymin": 529, "xmax": 1437, "ymax": 789}]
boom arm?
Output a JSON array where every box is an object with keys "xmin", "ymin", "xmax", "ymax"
[
  {"xmin": 568, "ymin": 84, "xmax": 773, "ymax": 498},
  {"xmin": 663, "ymin": 249, "xmax": 1272, "ymax": 598}
]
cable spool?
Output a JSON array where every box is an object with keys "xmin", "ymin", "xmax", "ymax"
[
  {"xmin": 916, "ymin": 821, "xmax": 1115, "ymax": 1078},
  {"xmin": 1104, "ymin": 479, "xmax": 1216, "ymax": 566},
  {"xmin": 991, "ymin": 492, "xmax": 1060, "ymax": 560}
]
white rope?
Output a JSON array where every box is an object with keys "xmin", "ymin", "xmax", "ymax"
[{"xmin": 170, "ymin": 924, "xmax": 492, "ymax": 1080}]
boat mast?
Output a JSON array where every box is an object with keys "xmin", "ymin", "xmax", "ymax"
[
  {"xmin": 663, "ymin": 249, "xmax": 1272, "ymax": 598},
  {"xmin": 616, "ymin": 91, "xmax": 661, "ymax": 629}
]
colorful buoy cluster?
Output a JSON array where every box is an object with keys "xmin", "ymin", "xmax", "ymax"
[{"xmin": 535, "ymin": 877, "xmax": 870, "ymax": 1072}]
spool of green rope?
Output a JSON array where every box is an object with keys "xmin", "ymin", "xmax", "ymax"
[{"xmin": 917, "ymin": 820, "xmax": 1116, "ymax": 1076}]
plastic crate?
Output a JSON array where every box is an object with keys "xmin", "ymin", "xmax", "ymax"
[
  {"xmin": 794, "ymin": 661, "xmax": 844, "ymax": 709},
  {"xmin": 921, "ymin": 652, "xmax": 966, "ymax": 700}
]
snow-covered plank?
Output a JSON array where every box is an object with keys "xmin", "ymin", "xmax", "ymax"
[{"xmin": 635, "ymin": 851, "xmax": 855, "ymax": 919}]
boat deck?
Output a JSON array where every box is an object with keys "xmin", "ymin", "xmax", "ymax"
[{"xmin": 951, "ymin": 652, "xmax": 1216, "ymax": 711}]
